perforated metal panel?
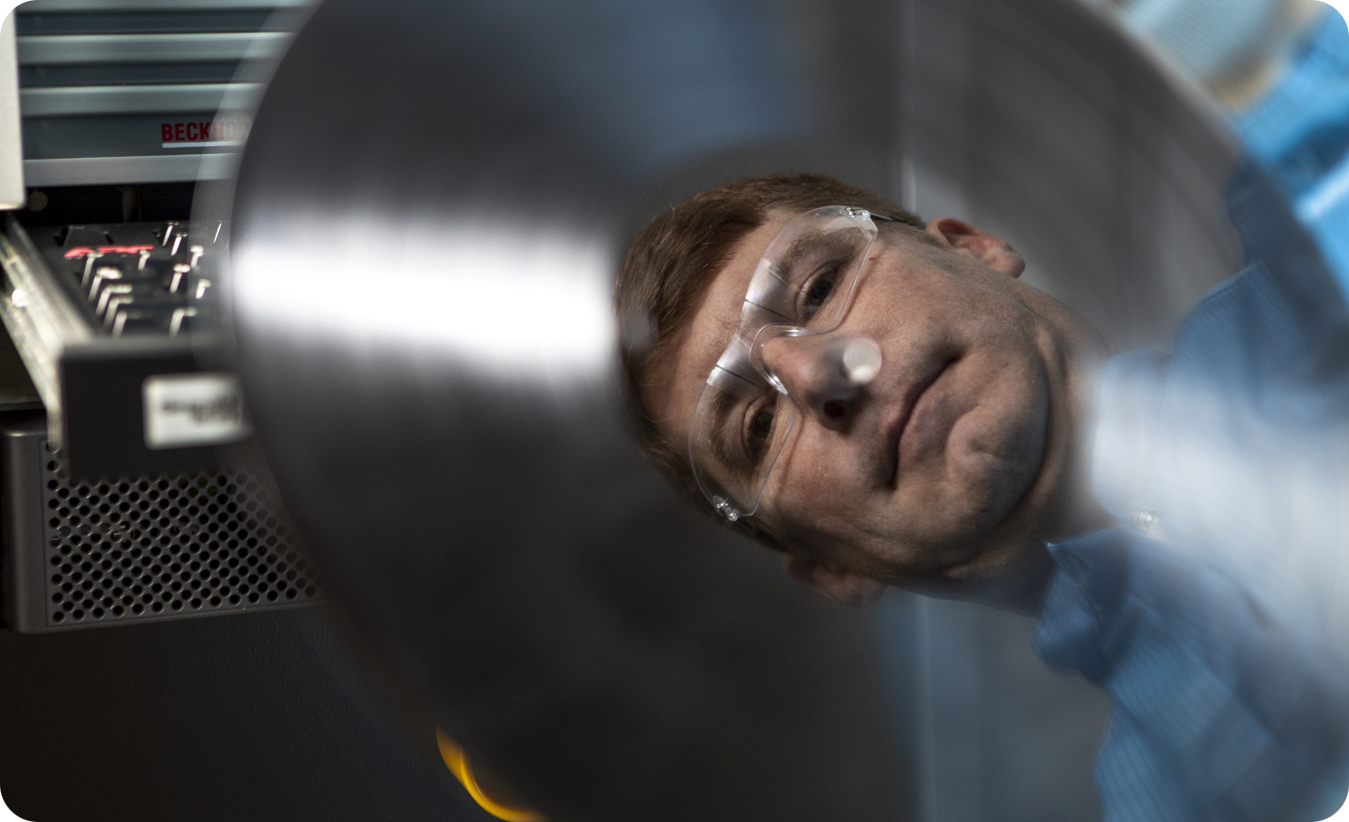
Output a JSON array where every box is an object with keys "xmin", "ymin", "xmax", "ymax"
[{"xmin": 37, "ymin": 439, "xmax": 323, "ymax": 628}]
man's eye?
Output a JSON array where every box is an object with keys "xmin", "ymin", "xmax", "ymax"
[
  {"xmin": 800, "ymin": 263, "xmax": 842, "ymax": 320},
  {"xmin": 743, "ymin": 396, "xmax": 778, "ymax": 463}
]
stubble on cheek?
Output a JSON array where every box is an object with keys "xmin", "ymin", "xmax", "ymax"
[
  {"xmin": 948, "ymin": 395, "xmax": 1047, "ymax": 522},
  {"xmin": 955, "ymin": 355, "xmax": 1048, "ymax": 494},
  {"xmin": 893, "ymin": 352, "xmax": 1050, "ymax": 556},
  {"xmin": 756, "ymin": 359, "xmax": 1052, "ymax": 572},
  {"xmin": 756, "ymin": 445, "xmax": 869, "ymax": 559}
]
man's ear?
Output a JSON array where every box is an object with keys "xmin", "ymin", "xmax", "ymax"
[
  {"xmin": 924, "ymin": 217, "xmax": 1025, "ymax": 279},
  {"xmin": 783, "ymin": 554, "xmax": 886, "ymax": 607}
]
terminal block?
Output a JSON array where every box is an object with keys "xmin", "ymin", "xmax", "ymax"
[
  {"xmin": 0, "ymin": 215, "xmax": 243, "ymax": 478},
  {"xmin": 0, "ymin": 218, "xmax": 324, "ymax": 632}
]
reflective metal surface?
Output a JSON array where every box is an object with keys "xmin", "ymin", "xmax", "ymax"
[{"xmin": 225, "ymin": 0, "xmax": 1259, "ymax": 818}]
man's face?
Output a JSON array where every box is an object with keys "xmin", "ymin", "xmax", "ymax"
[{"xmin": 645, "ymin": 211, "xmax": 1104, "ymax": 592}]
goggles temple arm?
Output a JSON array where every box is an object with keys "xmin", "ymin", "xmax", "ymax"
[{"xmin": 872, "ymin": 213, "xmax": 924, "ymax": 229}]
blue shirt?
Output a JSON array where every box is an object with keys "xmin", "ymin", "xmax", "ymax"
[
  {"xmin": 1031, "ymin": 14, "xmax": 1349, "ymax": 816},
  {"xmin": 1035, "ymin": 258, "xmax": 1349, "ymax": 822}
]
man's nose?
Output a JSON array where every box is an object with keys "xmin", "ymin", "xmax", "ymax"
[{"xmin": 760, "ymin": 335, "xmax": 882, "ymax": 430}]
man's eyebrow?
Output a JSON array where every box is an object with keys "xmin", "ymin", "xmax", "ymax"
[{"xmin": 771, "ymin": 230, "xmax": 849, "ymax": 279}]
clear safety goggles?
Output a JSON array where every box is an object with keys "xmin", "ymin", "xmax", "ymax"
[{"xmin": 689, "ymin": 206, "xmax": 905, "ymax": 522}]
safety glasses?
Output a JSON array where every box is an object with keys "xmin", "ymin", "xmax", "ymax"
[{"xmin": 688, "ymin": 206, "xmax": 902, "ymax": 521}]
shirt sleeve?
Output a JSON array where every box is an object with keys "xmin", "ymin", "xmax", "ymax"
[{"xmin": 1036, "ymin": 528, "xmax": 1349, "ymax": 822}]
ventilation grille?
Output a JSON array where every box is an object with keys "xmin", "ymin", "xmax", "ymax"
[{"xmin": 39, "ymin": 441, "xmax": 323, "ymax": 628}]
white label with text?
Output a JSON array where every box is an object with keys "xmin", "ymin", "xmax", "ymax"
[{"xmin": 143, "ymin": 373, "xmax": 251, "ymax": 449}]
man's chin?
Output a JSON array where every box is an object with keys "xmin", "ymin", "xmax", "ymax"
[{"xmin": 899, "ymin": 428, "xmax": 1049, "ymax": 576}]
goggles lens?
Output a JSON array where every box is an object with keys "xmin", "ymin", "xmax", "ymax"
[{"xmin": 688, "ymin": 206, "xmax": 883, "ymax": 521}]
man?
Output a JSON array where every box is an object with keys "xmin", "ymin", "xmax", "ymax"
[
  {"xmin": 616, "ymin": 171, "xmax": 1349, "ymax": 821},
  {"xmin": 618, "ymin": 174, "xmax": 1110, "ymax": 610}
]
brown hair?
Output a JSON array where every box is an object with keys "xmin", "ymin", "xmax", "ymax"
[{"xmin": 614, "ymin": 173, "xmax": 923, "ymax": 549}]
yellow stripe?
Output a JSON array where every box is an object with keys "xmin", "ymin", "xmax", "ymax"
[{"xmin": 435, "ymin": 728, "xmax": 548, "ymax": 822}]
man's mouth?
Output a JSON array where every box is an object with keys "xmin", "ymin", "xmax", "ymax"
[{"xmin": 885, "ymin": 358, "xmax": 955, "ymax": 487}]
